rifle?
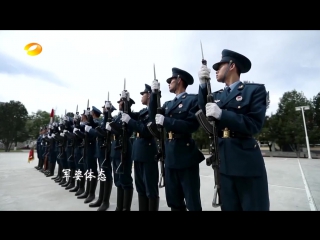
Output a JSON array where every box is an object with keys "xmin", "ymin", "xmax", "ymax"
[
  {"xmin": 195, "ymin": 41, "xmax": 221, "ymax": 208},
  {"xmin": 96, "ymin": 92, "xmax": 113, "ymax": 168},
  {"xmin": 146, "ymin": 64, "xmax": 165, "ymax": 188},
  {"xmin": 74, "ymin": 104, "xmax": 81, "ymax": 128},
  {"xmin": 78, "ymin": 99, "xmax": 90, "ymax": 164},
  {"xmin": 66, "ymin": 106, "xmax": 77, "ymax": 163},
  {"xmin": 114, "ymin": 78, "xmax": 129, "ymax": 174}
]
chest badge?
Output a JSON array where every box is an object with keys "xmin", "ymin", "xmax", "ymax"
[
  {"xmin": 214, "ymin": 99, "xmax": 220, "ymax": 103},
  {"xmin": 178, "ymin": 104, "xmax": 183, "ymax": 108},
  {"xmin": 236, "ymin": 96, "xmax": 242, "ymax": 101}
]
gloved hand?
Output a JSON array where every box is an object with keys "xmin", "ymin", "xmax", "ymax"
[
  {"xmin": 63, "ymin": 130, "xmax": 68, "ymax": 133},
  {"xmin": 60, "ymin": 133, "xmax": 64, "ymax": 137},
  {"xmin": 155, "ymin": 114, "xmax": 164, "ymax": 125},
  {"xmin": 106, "ymin": 122, "xmax": 111, "ymax": 131},
  {"xmin": 206, "ymin": 103, "xmax": 222, "ymax": 119},
  {"xmin": 47, "ymin": 135, "xmax": 51, "ymax": 139},
  {"xmin": 73, "ymin": 128, "xmax": 79, "ymax": 133},
  {"xmin": 105, "ymin": 101, "xmax": 112, "ymax": 110},
  {"xmin": 121, "ymin": 113, "xmax": 131, "ymax": 123},
  {"xmin": 121, "ymin": 90, "xmax": 130, "ymax": 101},
  {"xmin": 51, "ymin": 133, "xmax": 55, "ymax": 138},
  {"xmin": 85, "ymin": 125, "xmax": 92, "ymax": 132},
  {"xmin": 151, "ymin": 80, "xmax": 160, "ymax": 91},
  {"xmin": 198, "ymin": 65, "xmax": 211, "ymax": 84}
]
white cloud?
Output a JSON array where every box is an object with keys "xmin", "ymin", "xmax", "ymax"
[{"xmin": 0, "ymin": 30, "xmax": 319, "ymax": 119}]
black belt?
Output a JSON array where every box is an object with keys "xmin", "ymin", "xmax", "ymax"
[
  {"xmin": 166, "ymin": 131, "xmax": 191, "ymax": 140},
  {"xmin": 113, "ymin": 134, "xmax": 121, "ymax": 140},
  {"xmin": 217, "ymin": 128, "xmax": 252, "ymax": 138},
  {"xmin": 136, "ymin": 132, "xmax": 153, "ymax": 139}
]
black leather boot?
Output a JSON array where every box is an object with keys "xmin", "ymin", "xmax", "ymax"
[
  {"xmin": 77, "ymin": 179, "xmax": 90, "ymax": 199},
  {"xmin": 65, "ymin": 169, "xmax": 75, "ymax": 190},
  {"xmin": 52, "ymin": 164, "xmax": 61, "ymax": 180},
  {"xmin": 84, "ymin": 177, "xmax": 97, "ymax": 203},
  {"xmin": 138, "ymin": 195, "xmax": 149, "ymax": 211},
  {"xmin": 149, "ymin": 197, "xmax": 159, "ymax": 211},
  {"xmin": 37, "ymin": 159, "xmax": 43, "ymax": 171},
  {"xmin": 89, "ymin": 180, "xmax": 104, "ymax": 207},
  {"xmin": 46, "ymin": 162, "xmax": 55, "ymax": 177},
  {"xmin": 69, "ymin": 178, "xmax": 80, "ymax": 192},
  {"xmin": 115, "ymin": 187, "xmax": 124, "ymax": 211},
  {"xmin": 59, "ymin": 173, "xmax": 67, "ymax": 185},
  {"xmin": 123, "ymin": 188, "xmax": 134, "ymax": 211},
  {"xmin": 75, "ymin": 177, "xmax": 85, "ymax": 196},
  {"xmin": 35, "ymin": 158, "xmax": 40, "ymax": 169},
  {"xmin": 97, "ymin": 180, "xmax": 113, "ymax": 211},
  {"xmin": 61, "ymin": 170, "xmax": 71, "ymax": 187},
  {"xmin": 55, "ymin": 172, "xmax": 63, "ymax": 182}
]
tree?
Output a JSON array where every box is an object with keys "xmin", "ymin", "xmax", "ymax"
[
  {"xmin": 0, "ymin": 101, "xmax": 29, "ymax": 151},
  {"xmin": 27, "ymin": 110, "xmax": 51, "ymax": 139},
  {"xmin": 193, "ymin": 127, "xmax": 208, "ymax": 150},
  {"xmin": 310, "ymin": 92, "xmax": 320, "ymax": 144},
  {"xmin": 267, "ymin": 90, "xmax": 315, "ymax": 157},
  {"xmin": 27, "ymin": 110, "xmax": 62, "ymax": 140}
]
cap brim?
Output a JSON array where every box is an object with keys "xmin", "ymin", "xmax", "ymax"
[
  {"xmin": 166, "ymin": 77, "xmax": 174, "ymax": 84},
  {"xmin": 140, "ymin": 91, "xmax": 146, "ymax": 95}
]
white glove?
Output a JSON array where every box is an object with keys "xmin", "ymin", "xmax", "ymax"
[
  {"xmin": 198, "ymin": 65, "xmax": 211, "ymax": 84},
  {"xmin": 206, "ymin": 103, "xmax": 222, "ymax": 119},
  {"xmin": 155, "ymin": 114, "xmax": 164, "ymax": 125},
  {"xmin": 51, "ymin": 133, "xmax": 55, "ymax": 138},
  {"xmin": 85, "ymin": 125, "xmax": 92, "ymax": 132},
  {"xmin": 85, "ymin": 110, "xmax": 90, "ymax": 115},
  {"xmin": 47, "ymin": 135, "xmax": 51, "ymax": 139},
  {"xmin": 105, "ymin": 101, "xmax": 111, "ymax": 109},
  {"xmin": 151, "ymin": 80, "xmax": 160, "ymax": 91},
  {"xmin": 121, "ymin": 113, "xmax": 131, "ymax": 123},
  {"xmin": 106, "ymin": 122, "xmax": 111, "ymax": 131},
  {"xmin": 63, "ymin": 130, "xmax": 68, "ymax": 133},
  {"xmin": 73, "ymin": 128, "xmax": 79, "ymax": 133},
  {"xmin": 60, "ymin": 133, "xmax": 64, "ymax": 137}
]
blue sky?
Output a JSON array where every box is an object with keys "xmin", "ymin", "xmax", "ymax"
[{"xmin": 0, "ymin": 30, "xmax": 319, "ymax": 117}]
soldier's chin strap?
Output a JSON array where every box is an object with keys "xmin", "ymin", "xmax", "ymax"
[{"xmin": 221, "ymin": 60, "xmax": 233, "ymax": 84}]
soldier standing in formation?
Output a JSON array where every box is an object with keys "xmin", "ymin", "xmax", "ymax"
[
  {"xmin": 35, "ymin": 127, "xmax": 44, "ymax": 170},
  {"xmin": 121, "ymin": 84, "xmax": 159, "ymax": 211},
  {"xmin": 197, "ymin": 49, "xmax": 270, "ymax": 211},
  {"xmin": 150, "ymin": 68, "xmax": 205, "ymax": 211},
  {"xmin": 106, "ymin": 94, "xmax": 135, "ymax": 211}
]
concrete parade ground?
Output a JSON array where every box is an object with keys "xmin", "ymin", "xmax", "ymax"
[{"xmin": 0, "ymin": 151, "xmax": 319, "ymax": 211}]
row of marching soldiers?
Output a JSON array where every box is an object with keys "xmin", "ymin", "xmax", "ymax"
[{"xmin": 34, "ymin": 84, "xmax": 160, "ymax": 211}]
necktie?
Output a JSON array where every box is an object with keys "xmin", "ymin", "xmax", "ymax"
[{"xmin": 226, "ymin": 87, "xmax": 231, "ymax": 95}]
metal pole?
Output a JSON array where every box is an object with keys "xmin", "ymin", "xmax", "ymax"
[{"xmin": 301, "ymin": 107, "xmax": 312, "ymax": 159}]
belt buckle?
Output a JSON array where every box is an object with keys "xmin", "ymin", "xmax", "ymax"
[
  {"xmin": 168, "ymin": 131, "xmax": 173, "ymax": 140},
  {"xmin": 113, "ymin": 135, "xmax": 116, "ymax": 141},
  {"xmin": 137, "ymin": 132, "xmax": 139, "ymax": 138},
  {"xmin": 222, "ymin": 128, "xmax": 230, "ymax": 138}
]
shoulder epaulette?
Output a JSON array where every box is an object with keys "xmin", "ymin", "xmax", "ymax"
[
  {"xmin": 213, "ymin": 89, "xmax": 224, "ymax": 93},
  {"xmin": 244, "ymin": 82, "xmax": 264, "ymax": 86}
]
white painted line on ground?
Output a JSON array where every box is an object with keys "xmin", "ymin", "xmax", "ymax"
[
  {"xmin": 268, "ymin": 184, "xmax": 304, "ymax": 190},
  {"xmin": 298, "ymin": 159, "xmax": 317, "ymax": 211}
]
